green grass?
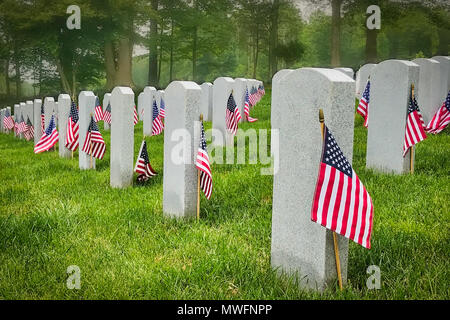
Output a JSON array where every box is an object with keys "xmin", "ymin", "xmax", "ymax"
[{"xmin": 0, "ymin": 91, "xmax": 449, "ymax": 300}]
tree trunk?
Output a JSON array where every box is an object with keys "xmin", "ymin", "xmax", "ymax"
[
  {"xmin": 192, "ymin": 26, "xmax": 198, "ymax": 82},
  {"xmin": 55, "ymin": 58, "xmax": 72, "ymax": 96},
  {"xmin": 148, "ymin": 0, "xmax": 159, "ymax": 87},
  {"xmin": 114, "ymin": 37, "xmax": 134, "ymax": 87},
  {"xmin": 365, "ymin": 28, "xmax": 378, "ymax": 63},
  {"xmin": 270, "ymin": 0, "xmax": 280, "ymax": 78},
  {"xmin": 104, "ymin": 40, "xmax": 116, "ymax": 91},
  {"xmin": 5, "ymin": 58, "xmax": 10, "ymax": 96},
  {"xmin": 157, "ymin": 26, "xmax": 164, "ymax": 84},
  {"xmin": 330, "ymin": 0, "xmax": 342, "ymax": 67},
  {"xmin": 13, "ymin": 42, "xmax": 21, "ymax": 98},
  {"xmin": 169, "ymin": 18, "xmax": 174, "ymax": 82}
]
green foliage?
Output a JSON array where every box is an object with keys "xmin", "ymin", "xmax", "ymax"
[{"xmin": 0, "ymin": 92, "xmax": 449, "ymax": 299}]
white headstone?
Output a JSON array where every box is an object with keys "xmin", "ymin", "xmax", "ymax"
[
  {"xmin": 334, "ymin": 67, "xmax": 354, "ymax": 79},
  {"xmin": 200, "ymin": 82, "xmax": 213, "ymax": 121},
  {"xmin": 212, "ymin": 77, "xmax": 235, "ymax": 146},
  {"xmin": 58, "ymin": 94, "xmax": 72, "ymax": 158},
  {"xmin": 431, "ymin": 56, "xmax": 450, "ymax": 100},
  {"xmin": 25, "ymin": 101, "xmax": 34, "ymax": 128},
  {"xmin": 110, "ymin": 87, "xmax": 135, "ymax": 188},
  {"xmin": 412, "ymin": 58, "xmax": 441, "ymax": 125},
  {"xmin": 233, "ymin": 78, "xmax": 248, "ymax": 122},
  {"xmin": 356, "ymin": 63, "xmax": 377, "ymax": 98},
  {"xmin": 366, "ymin": 60, "xmax": 419, "ymax": 174},
  {"xmin": 33, "ymin": 99, "xmax": 42, "ymax": 145},
  {"xmin": 43, "ymin": 97, "xmax": 55, "ymax": 129},
  {"xmin": 0, "ymin": 109, "xmax": 4, "ymax": 133},
  {"xmin": 137, "ymin": 92, "xmax": 144, "ymax": 121},
  {"xmin": 271, "ymin": 68, "xmax": 355, "ymax": 291},
  {"xmin": 143, "ymin": 86, "xmax": 157, "ymax": 137},
  {"xmin": 78, "ymin": 91, "xmax": 97, "ymax": 170},
  {"xmin": 163, "ymin": 81, "xmax": 201, "ymax": 218},
  {"xmin": 18, "ymin": 103, "xmax": 26, "ymax": 139},
  {"xmin": 103, "ymin": 93, "xmax": 112, "ymax": 131},
  {"xmin": 156, "ymin": 90, "xmax": 165, "ymax": 108}
]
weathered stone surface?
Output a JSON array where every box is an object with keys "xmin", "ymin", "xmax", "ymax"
[
  {"xmin": 57, "ymin": 94, "xmax": 72, "ymax": 158},
  {"xmin": 163, "ymin": 81, "xmax": 201, "ymax": 218},
  {"xmin": 110, "ymin": 87, "xmax": 135, "ymax": 188},
  {"xmin": 366, "ymin": 60, "xmax": 419, "ymax": 174},
  {"xmin": 0, "ymin": 108, "xmax": 4, "ymax": 132},
  {"xmin": 431, "ymin": 56, "xmax": 450, "ymax": 101},
  {"xmin": 271, "ymin": 67, "xmax": 355, "ymax": 291},
  {"xmin": 412, "ymin": 58, "xmax": 442, "ymax": 125},
  {"xmin": 334, "ymin": 67, "xmax": 354, "ymax": 80},
  {"xmin": 33, "ymin": 99, "xmax": 42, "ymax": 145},
  {"xmin": 233, "ymin": 78, "xmax": 248, "ymax": 122},
  {"xmin": 103, "ymin": 93, "xmax": 112, "ymax": 131},
  {"xmin": 355, "ymin": 63, "xmax": 377, "ymax": 98},
  {"xmin": 18, "ymin": 103, "xmax": 26, "ymax": 139},
  {"xmin": 143, "ymin": 86, "xmax": 157, "ymax": 137},
  {"xmin": 212, "ymin": 77, "xmax": 235, "ymax": 146},
  {"xmin": 156, "ymin": 90, "xmax": 165, "ymax": 108},
  {"xmin": 43, "ymin": 97, "xmax": 55, "ymax": 129},
  {"xmin": 25, "ymin": 101, "xmax": 34, "ymax": 128},
  {"xmin": 78, "ymin": 91, "xmax": 97, "ymax": 170},
  {"xmin": 200, "ymin": 82, "xmax": 213, "ymax": 121}
]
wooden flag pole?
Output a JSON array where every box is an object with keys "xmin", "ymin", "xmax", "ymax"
[
  {"xmin": 410, "ymin": 84, "xmax": 415, "ymax": 175},
  {"xmin": 319, "ymin": 109, "xmax": 343, "ymax": 291},
  {"xmin": 197, "ymin": 114, "xmax": 203, "ymax": 221}
]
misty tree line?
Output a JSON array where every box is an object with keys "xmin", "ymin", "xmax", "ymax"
[{"xmin": 0, "ymin": 0, "xmax": 448, "ymax": 102}]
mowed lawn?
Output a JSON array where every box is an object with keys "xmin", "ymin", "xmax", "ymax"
[{"xmin": 0, "ymin": 91, "xmax": 449, "ymax": 300}]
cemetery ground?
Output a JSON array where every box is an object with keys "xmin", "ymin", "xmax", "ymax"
[{"xmin": 0, "ymin": 91, "xmax": 448, "ymax": 300}]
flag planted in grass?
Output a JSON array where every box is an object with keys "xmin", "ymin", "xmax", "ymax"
[
  {"xmin": 34, "ymin": 115, "xmax": 59, "ymax": 154},
  {"xmin": 159, "ymin": 98, "xmax": 165, "ymax": 119},
  {"xmin": 133, "ymin": 105, "xmax": 139, "ymax": 126},
  {"xmin": 134, "ymin": 140, "xmax": 157, "ymax": 181},
  {"xmin": 249, "ymin": 87, "xmax": 258, "ymax": 107},
  {"xmin": 152, "ymin": 100, "xmax": 164, "ymax": 136},
  {"xmin": 24, "ymin": 117, "xmax": 34, "ymax": 141},
  {"xmin": 40, "ymin": 103, "xmax": 45, "ymax": 135},
  {"xmin": 244, "ymin": 87, "xmax": 258, "ymax": 123},
  {"xmin": 226, "ymin": 93, "xmax": 241, "ymax": 135},
  {"xmin": 103, "ymin": 102, "xmax": 111, "ymax": 124},
  {"xmin": 66, "ymin": 102, "xmax": 79, "ymax": 151},
  {"xmin": 403, "ymin": 87, "xmax": 427, "ymax": 157},
  {"xmin": 426, "ymin": 91, "xmax": 450, "ymax": 135},
  {"xmin": 357, "ymin": 80, "xmax": 371, "ymax": 128},
  {"xmin": 82, "ymin": 116, "xmax": 106, "ymax": 160},
  {"xmin": 94, "ymin": 96, "xmax": 103, "ymax": 122},
  {"xmin": 312, "ymin": 125, "xmax": 374, "ymax": 249},
  {"xmin": 18, "ymin": 115, "xmax": 26, "ymax": 134},
  {"xmin": 196, "ymin": 120, "xmax": 212, "ymax": 200},
  {"xmin": 3, "ymin": 109, "xmax": 14, "ymax": 130}
]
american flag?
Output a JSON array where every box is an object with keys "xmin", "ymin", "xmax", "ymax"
[
  {"xmin": 259, "ymin": 84, "xmax": 266, "ymax": 97},
  {"xmin": 134, "ymin": 140, "xmax": 157, "ymax": 178},
  {"xmin": 249, "ymin": 87, "xmax": 258, "ymax": 107},
  {"xmin": 244, "ymin": 88, "xmax": 258, "ymax": 123},
  {"xmin": 18, "ymin": 115, "xmax": 26, "ymax": 134},
  {"xmin": 14, "ymin": 114, "xmax": 21, "ymax": 136},
  {"xmin": 3, "ymin": 109, "xmax": 14, "ymax": 130},
  {"xmin": 40, "ymin": 103, "xmax": 45, "ymax": 135},
  {"xmin": 403, "ymin": 89, "xmax": 427, "ymax": 157},
  {"xmin": 226, "ymin": 93, "xmax": 241, "ymax": 135},
  {"xmin": 159, "ymin": 98, "xmax": 166, "ymax": 119},
  {"xmin": 312, "ymin": 126, "xmax": 373, "ymax": 249},
  {"xmin": 82, "ymin": 116, "xmax": 106, "ymax": 160},
  {"xmin": 24, "ymin": 117, "xmax": 34, "ymax": 141},
  {"xmin": 151, "ymin": 100, "xmax": 164, "ymax": 136},
  {"xmin": 94, "ymin": 96, "xmax": 103, "ymax": 122},
  {"xmin": 103, "ymin": 102, "xmax": 112, "ymax": 124},
  {"xmin": 66, "ymin": 101, "xmax": 79, "ymax": 151},
  {"xmin": 133, "ymin": 105, "xmax": 139, "ymax": 125},
  {"xmin": 357, "ymin": 80, "xmax": 370, "ymax": 128},
  {"xmin": 196, "ymin": 121, "xmax": 212, "ymax": 200},
  {"xmin": 426, "ymin": 91, "xmax": 450, "ymax": 135},
  {"xmin": 34, "ymin": 115, "xmax": 59, "ymax": 154}
]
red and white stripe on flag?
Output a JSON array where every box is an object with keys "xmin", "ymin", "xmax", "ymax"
[
  {"xmin": 426, "ymin": 92, "xmax": 450, "ymax": 134},
  {"xmin": 94, "ymin": 105, "xmax": 103, "ymax": 122},
  {"xmin": 196, "ymin": 122, "xmax": 212, "ymax": 200},
  {"xmin": 34, "ymin": 116, "xmax": 59, "ymax": 154},
  {"xmin": 403, "ymin": 96, "xmax": 427, "ymax": 157},
  {"xmin": 65, "ymin": 117, "xmax": 79, "ymax": 151},
  {"xmin": 133, "ymin": 106, "xmax": 139, "ymax": 125},
  {"xmin": 312, "ymin": 126, "xmax": 373, "ymax": 249}
]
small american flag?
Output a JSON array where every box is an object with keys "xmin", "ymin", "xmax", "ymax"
[
  {"xmin": 40, "ymin": 103, "xmax": 45, "ymax": 135},
  {"xmin": 134, "ymin": 140, "xmax": 157, "ymax": 178},
  {"xmin": 3, "ymin": 109, "xmax": 14, "ymax": 130},
  {"xmin": 133, "ymin": 105, "xmax": 139, "ymax": 126},
  {"xmin": 226, "ymin": 93, "xmax": 241, "ymax": 135},
  {"xmin": 94, "ymin": 96, "xmax": 104, "ymax": 122},
  {"xmin": 196, "ymin": 121, "xmax": 212, "ymax": 200},
  {"xmin": 24, "ymin": 117, "xmax": 34, "ymax": 141},
  {"xmin": 426, "ymin": 91, "xmax": 450, "ymax": 135},
  {"xmin": 249, "ymin": 87, "xmax": 258, "ymax": 107},
  {"xmin": 18, "ymin": 115, "xmax": 27, "ymax": 134},
  {"xmin": 357, "ymin": 80, "xmax": 370, "ymax": 128},
  {"xmin": 312, "ymin": 125, "xmax": 373, "ymax": 249},
  {"xmin": 103, "ymin": 103, "xmax": 112, "ymax": 124},
  {"xmin": 34, "ymin": 115, "xmax": 59, "ymax": 154},
  {"xmin": 152, "ymin": 100, "xmax": 164, "ymax": 136},
  {"xmin": 259, "ymin": 84, "xmax": 265, "ymax": 97},
  {"xmin": 82, "ymin": 116, "xmax": 106, "ymax": 160},
  {"xmin": 403, "ymin": 88, "xmax": 427, "ymax": 157},
  {"xmin": 244, "ymin": 88, "xmax": 258, "ymax": 123},
  {"xmin": 159, "ymin": 98, "xmax": 166, "ymax": 119},
  {"xmin": 66, "ymin": 102, "xmax": 79, "ymax": 151},
  {"xmin": 14, "ymin": 114, "xmax": 20, "ymax": 135}
]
